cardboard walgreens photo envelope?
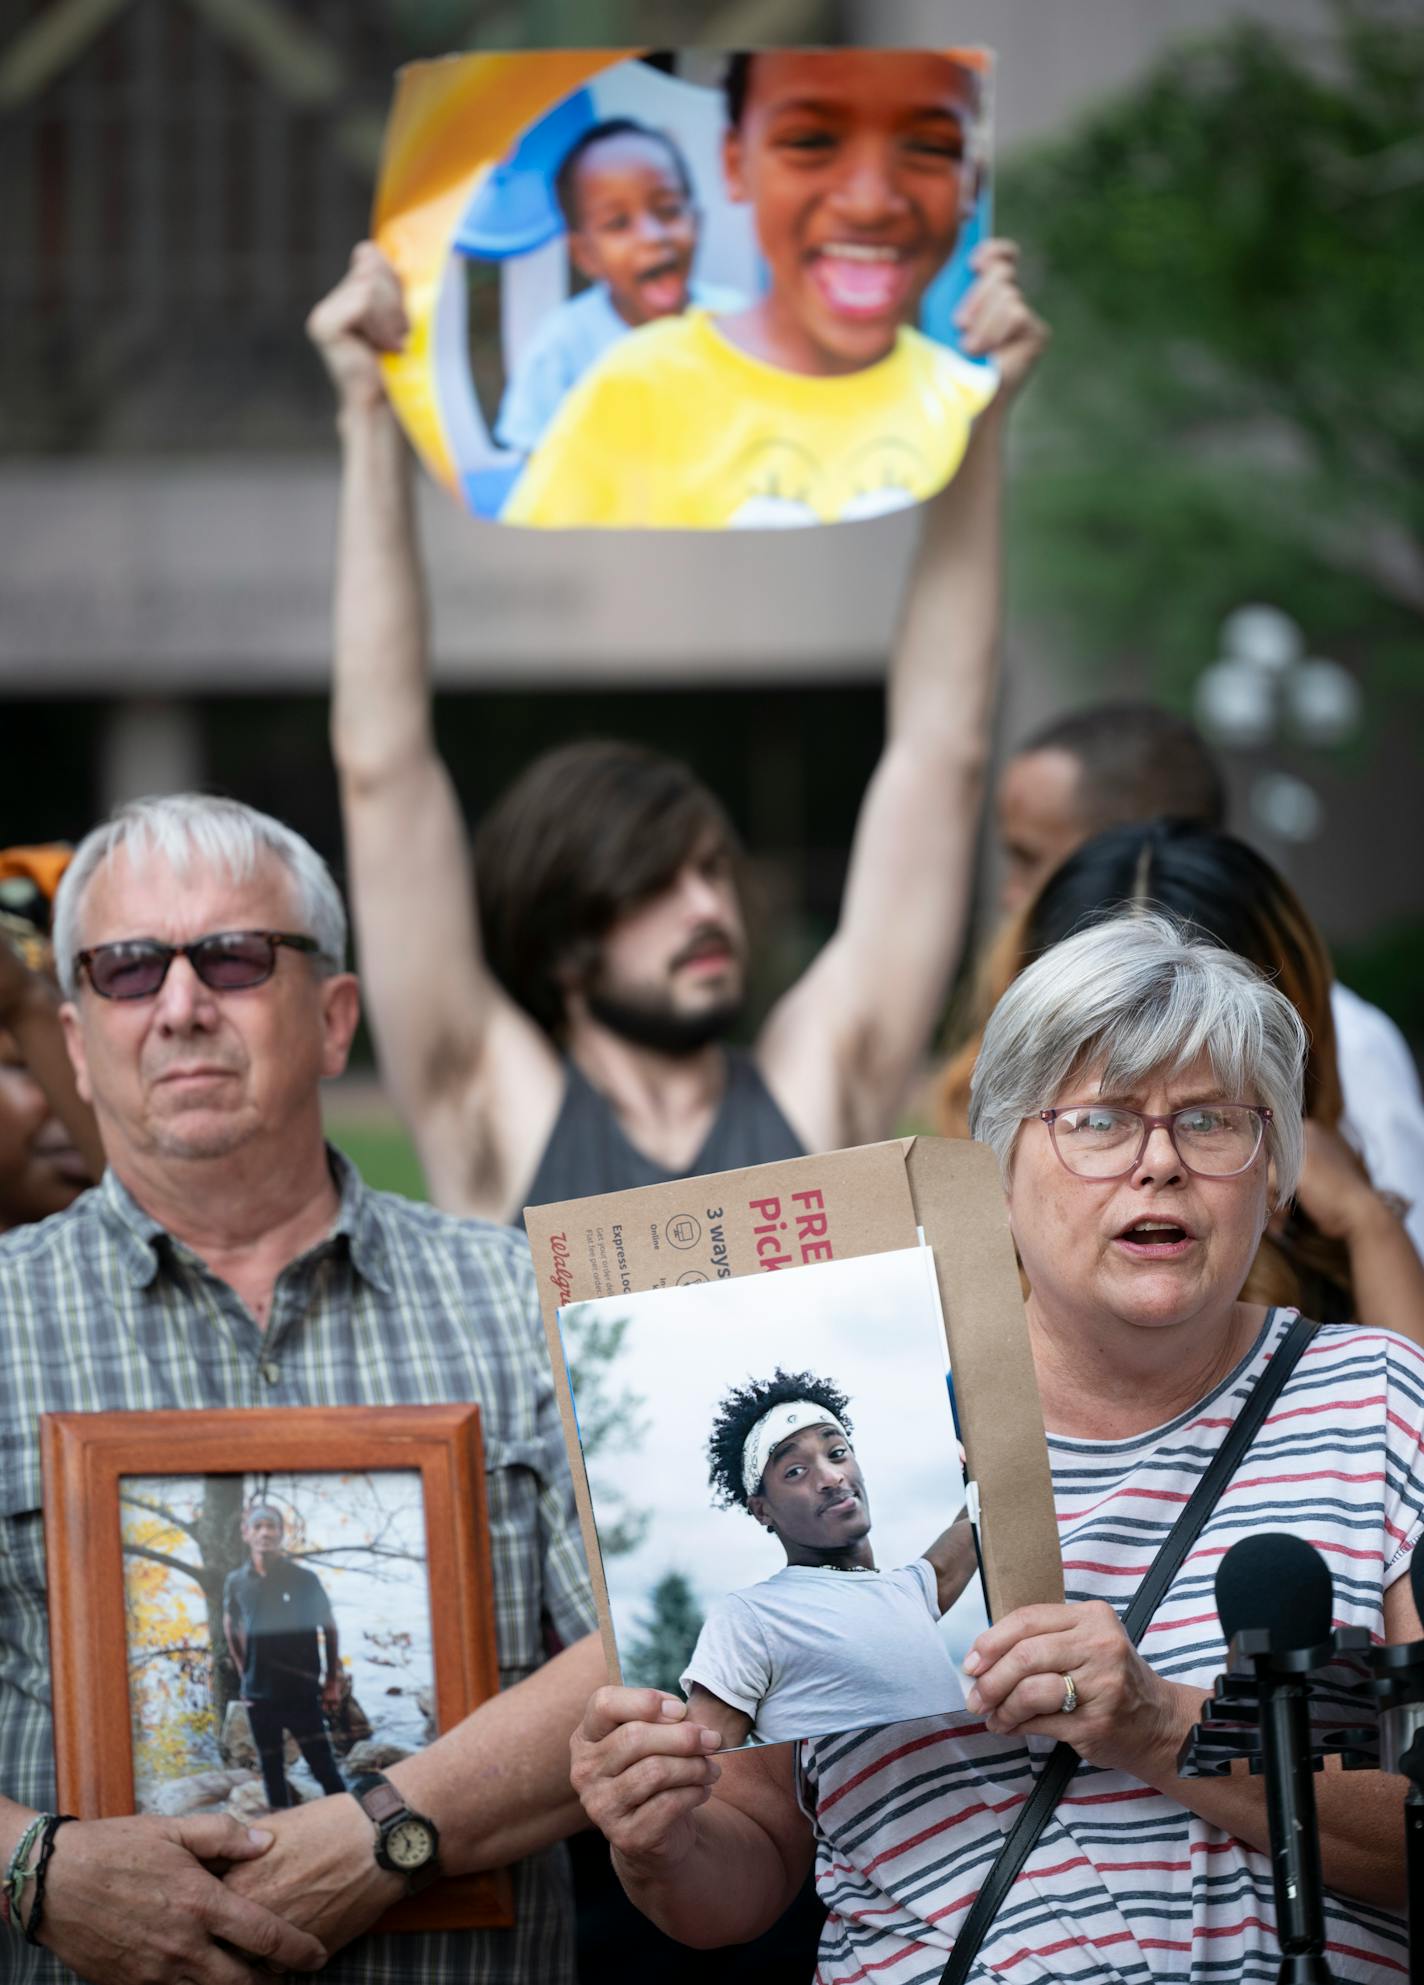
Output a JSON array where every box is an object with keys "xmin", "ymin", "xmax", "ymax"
[{"xmin": 525, "ymin": 1137, "xmax": 1061, "ymax": 1749}]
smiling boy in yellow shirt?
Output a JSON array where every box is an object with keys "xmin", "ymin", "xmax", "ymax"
[{"xmin": 502, "ymin": 49, "xmax": 1000, "ymax": 531}]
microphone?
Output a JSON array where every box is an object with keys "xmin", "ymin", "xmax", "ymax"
[
  {"xmin": 1216, "ymin": 1533, "xmax": 1335, "ymax": 1650},
  {"xmin": 1215, "ymin": 1534, "xmax": 1337, "ymax": 1985}
]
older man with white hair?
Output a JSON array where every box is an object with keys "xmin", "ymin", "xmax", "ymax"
[{"xmin": 0, "ymin": 794, "xmax": 601, "ymax": 1985}]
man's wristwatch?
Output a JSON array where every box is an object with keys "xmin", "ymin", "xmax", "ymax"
[{"xmin": 349, "ymin": 1772, "xmax": 441, "ymax": 1894}]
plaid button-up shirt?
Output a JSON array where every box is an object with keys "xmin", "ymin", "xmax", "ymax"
[{"xmin": 0, "ymin": 1153, "xmax": 595, "ymax": 1985}]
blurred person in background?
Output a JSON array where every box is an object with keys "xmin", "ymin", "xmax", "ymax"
[
  {"xmin": 994, "ymin": 705, "xmax": 1227, "ymax": 916},
  {"xmin": 306, "ymin": 240, "xmax": 1047, "ymax": 1228},
  {"xmin": 0, "ymin": 848, "xmax": 102, "ymax": 1229},
  {"xmin": 992, "ymin": 703, "xmax": 1424, "ymax": 1256},
  {"xmin": 937, "ymin": 818, "xmax": 1424, "ymax": 1343}
]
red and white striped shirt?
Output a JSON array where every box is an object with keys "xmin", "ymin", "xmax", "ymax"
[{"xmin": 802, "ymin": 1311, "xmax": 1424, "ymax": 1984}]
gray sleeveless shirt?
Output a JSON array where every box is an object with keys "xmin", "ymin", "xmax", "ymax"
[{"xmin": 519, "ymin": 1049, "xmax": 803, "ymax": 1224}]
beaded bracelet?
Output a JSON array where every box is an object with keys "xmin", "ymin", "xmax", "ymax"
[
  {"xmin": 22, "ymin": 1814, "xmax": 77, "ymax": 1948},
  {"xmin": 2, "ymin": 1815, "xmax": 48, "ymax": 1936}
]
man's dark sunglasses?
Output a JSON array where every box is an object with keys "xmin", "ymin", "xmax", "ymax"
[{"xmin": 75, "ymin": 930, "xmax": 322, "ymax": 1001}]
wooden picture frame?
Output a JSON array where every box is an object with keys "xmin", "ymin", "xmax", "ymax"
[{"xmin": 41, "ymin": 1403, "xmax": 512, "ymax": 1935}]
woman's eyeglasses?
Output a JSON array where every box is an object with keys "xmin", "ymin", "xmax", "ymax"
[
  {"xmin": 75, "ymin": 931, "xmax": 321, "ymax": 1001},
  {"xmin": 1037, "ymin": 1103, "xmax": 1272, "ymax": 1181}
]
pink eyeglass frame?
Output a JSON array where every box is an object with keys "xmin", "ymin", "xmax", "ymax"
[{"xmin": 1036, "ymin": 1104, "xmax": 1273, "ymax": 1181}]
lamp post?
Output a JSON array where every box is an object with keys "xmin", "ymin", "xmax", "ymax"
[{"xmin": 1194, "ymin": 604, "xmax": 1362, "ymax": 856}]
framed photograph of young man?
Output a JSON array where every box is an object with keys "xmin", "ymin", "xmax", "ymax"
[{"xmin": 40, "ymin": 1403, "xmax": 510, "ymax": 1934}]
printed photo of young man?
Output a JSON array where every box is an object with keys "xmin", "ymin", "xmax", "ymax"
[{"xmin": 680, "ymin": 1371, "xmax": 975, "ymax": 1747}]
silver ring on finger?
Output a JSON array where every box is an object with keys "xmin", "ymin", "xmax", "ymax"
[{"xmin": 1060, "ymin": 1672, "xmax": 1079, "ymax": 1715}]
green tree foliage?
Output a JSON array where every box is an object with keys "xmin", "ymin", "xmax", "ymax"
[
  {"xmin": 1000, "ymin": 1, "xmax": 1424, "ymax": 724},
  {"xmin": 123, "ymin": 1475, "xmax": 246, "ymax": 1759},
  {"xmin": 623, "ymin": 1571, "xmax": 706, "ymax": 1697},
  {"xmin": 561, "ymin": 1307, "xmax": 652, "ymax": 1557}
]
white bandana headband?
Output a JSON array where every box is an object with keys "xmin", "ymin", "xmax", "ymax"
[{"xmin": 741, "ymin": 1400, "xmax": 850, "ymax": 1501}]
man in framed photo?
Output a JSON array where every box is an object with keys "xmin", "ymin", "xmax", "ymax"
[
  {"xmin": 223, "ymin": 1504, "xmax": 347, "ymax": 1810},
  {"xmin": 681, "ymin": 1369, "xmax": 974, "ymax": 1747},
  {"xmin": 0, "ymin": 792, "xmax": 603, "ymax": 1985}
]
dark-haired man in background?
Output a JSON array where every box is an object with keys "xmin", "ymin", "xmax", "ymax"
[
  {"xmin": 994, "ymin": 701, "xmax": 1424, "ymax": 1252},
  {"xmin": 995, "ymin": 703, "xmax": 1225, "ymax": 915},
  {"xmin": 307, "ymin": 233, "xmax": 1046, "ymax": 1225}
]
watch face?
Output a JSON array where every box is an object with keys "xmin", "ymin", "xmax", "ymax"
[{"xmin": 386, "ymin": 1817, "xmax": 436, "ymax": 1871}]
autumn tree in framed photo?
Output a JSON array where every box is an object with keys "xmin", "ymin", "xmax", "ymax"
[{"xmin": 42, "ymin": 1403, "xmax": 511, "ymax": 1934}]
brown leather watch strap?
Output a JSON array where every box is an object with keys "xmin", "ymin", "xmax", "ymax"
[
  {"xmin": 350, "ymin": 1770, "xmax": 442, "ymax": 1894},
  {"xmin": 355, "ymin": 1778, "xmax": 405, "ymax": 1826}
]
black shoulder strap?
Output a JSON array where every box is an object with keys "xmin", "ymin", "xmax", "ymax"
[{"xmin": 938, "ymin": 1311, "xmax": 1317, "ymax": 1985}]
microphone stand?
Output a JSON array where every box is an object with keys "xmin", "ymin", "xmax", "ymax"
[
  {"xmin": 1259, "ymin": 1670, "xmax": 1333, "ymax": 1984},
  {"xmin": 1182, "ymin": 1625, "xmax": 1424, "ymax": 1982},
  {"xmin": 1405, "ymin": 1738, "xmax": 1424, "ymax": 1985},
  {"xmin": 1186, "ymin": 1628, "xmax": 1338, "ymax": 1985},
  {"xmin": 1368, "ymin": 1641, "xmax": 1424, "ymax": 1985}
]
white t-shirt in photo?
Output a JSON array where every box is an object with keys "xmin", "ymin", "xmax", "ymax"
[
  {"xmin": 681, "ymin": 1556, "xmax": 965, "ymax": 1745},
  {"xmin": 495, "ymin": 278, "xmax": 745, "ymax": 454}
]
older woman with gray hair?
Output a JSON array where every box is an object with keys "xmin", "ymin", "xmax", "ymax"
[{"xmin": 570, "ymin": 909, "xmax": 1424, "ymax": 1983}]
